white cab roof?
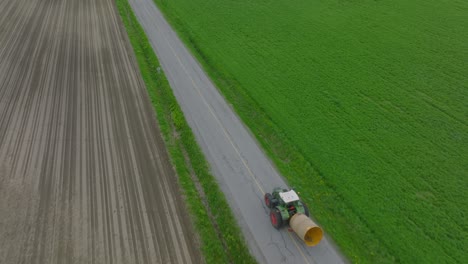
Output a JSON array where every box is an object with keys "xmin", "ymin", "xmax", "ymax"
[{"xmin": 279, "ymin": 190, "xmax": 299, "ymax": 203}]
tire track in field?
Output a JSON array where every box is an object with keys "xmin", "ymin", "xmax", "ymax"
[{"xmin": 0, "ymin": 0, "xmax": 202, "ymax": 263}]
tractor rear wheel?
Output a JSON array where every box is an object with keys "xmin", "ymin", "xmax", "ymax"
[
  {"xmin": 270, "ymin": 208, "xmax": 283, "ymax": 229},
  {"xmin": 264, "ymin": 193, "xmax": 274, "ymax": 208}
]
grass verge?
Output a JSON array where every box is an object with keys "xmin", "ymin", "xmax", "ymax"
[{"xmin": 115, "ymin": 0, "xmax": 257, "ymax": 263}]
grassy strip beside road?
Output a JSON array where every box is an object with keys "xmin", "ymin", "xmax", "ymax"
[{"xmin": 115, "ymin": 1, "xmax": 257, "ymax": 263}]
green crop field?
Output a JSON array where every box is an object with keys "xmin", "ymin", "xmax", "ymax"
[{"xmin": 153, "ymin": 0, "xmax": 467, "ymax": 263}]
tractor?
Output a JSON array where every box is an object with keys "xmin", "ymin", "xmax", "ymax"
[
  {"xmin": 264, "ymin": 187, "xmax": 309, "ymax": 229},
  {"xmin": 264, "ymin": 187, "xmax": 324, "ymax": 246}
]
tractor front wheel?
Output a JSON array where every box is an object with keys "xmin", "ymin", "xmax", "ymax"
[
  {"xmin": 270, "ymin": 208, "xmax": 283, "ymax": 229},
  {"xmin": 264, "ymin": 193, "xmax": 274, "ymax": 208}
]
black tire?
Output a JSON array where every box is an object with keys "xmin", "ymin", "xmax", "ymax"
[
  {"xmin": 270, "ymin": 208, "xmax": 283, "ymax": 229},
  {"xmin": 264, "ymin": 193, "xmax": 274, "ymax": 208},
  {"xmin": 302, "ymin": 202, "xmax": 310, "ymax": 217}
]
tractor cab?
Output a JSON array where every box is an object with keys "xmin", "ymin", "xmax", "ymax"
[
  {"xmin": 279, "ymin": 190, "xmax": 300, "ymax": 214},
  {"xmin": 279, "ymin": 189, "xmax": 300, "ymax": 203}
]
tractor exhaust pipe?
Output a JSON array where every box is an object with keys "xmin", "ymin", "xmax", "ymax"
[{"xmin": 289, "ymin": 213, "xmax": 323, "ymax": 246}]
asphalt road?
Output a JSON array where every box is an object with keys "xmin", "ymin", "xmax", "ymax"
[
  {"xmin": 0, "ymin": 0, "xmax": 201, "ymax": 263},
  {"xmin": 129, "ymin": 0, "xmax": 347, "ymax": 263}
]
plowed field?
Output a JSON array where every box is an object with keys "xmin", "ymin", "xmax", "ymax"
[{"xmin": 0, "ymin": 0, "xmax": 201, "ymax": 263}]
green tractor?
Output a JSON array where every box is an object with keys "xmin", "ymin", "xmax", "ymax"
[{"xmin": 264, "ymin": 187, "xmax": 310, "ymax": 229}]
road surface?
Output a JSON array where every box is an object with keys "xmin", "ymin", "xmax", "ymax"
[
  {"xmin": 129, "ymin": 0, "xmax": 347, "ymax": 263},
  {"xmin": 0, "ymin": 0, "xmax": 201, "ymax": 263}
]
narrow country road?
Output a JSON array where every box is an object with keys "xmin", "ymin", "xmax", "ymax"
[
  {"xmin": 128, "ymin": 0, "xmax": 346, "ymax": 263},
  {"xmin": 0, "ymin": 0, "xmax": 201, "ymax": 263}
]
